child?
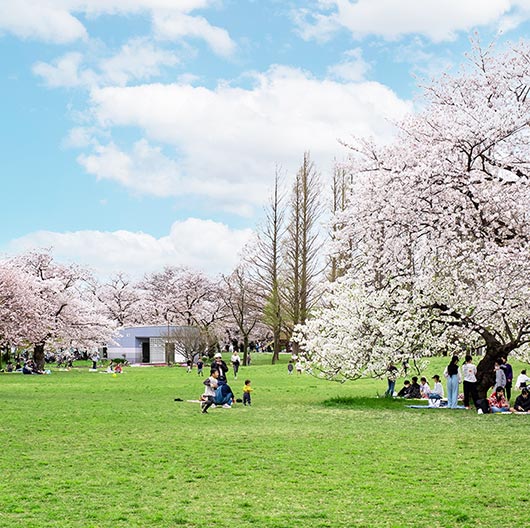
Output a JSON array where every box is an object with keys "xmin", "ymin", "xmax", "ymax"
[
  {"xmin": 243, "ymin": 379, "xmax": 253, "ymax": 406},
  {"xmin": 287, "ymin": 361, "xmax": 294, "ymax": 375},
  {"xmin": 114, "ymin": 363, "xmax": 123, "ymax": 374},
  {"xmin": 186, "ymin": 359, "xmax": 192, "ymax": 373},
  {"xmin": 295, "ymin": 360, "xmax": 303, "ymax": 375},
  {"xmin": 200, "ymin": 370, "xmax": 219, "ymax": 414},
  {"xmin": 196, "ymin": 358, "xmax": 204, "ymax": 377}
]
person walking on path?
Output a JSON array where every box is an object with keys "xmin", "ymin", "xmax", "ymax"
[
  {"xmin": 462, "ymin": 355, "xmax": 479, "ymax": 410},
  {"xmin": 444, "ymin": 355, "xmax": 462, "ymax": 409}
]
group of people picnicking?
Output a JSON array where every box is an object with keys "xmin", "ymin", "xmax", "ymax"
[
  {"xmin": 1, "ymin": 358, "xmax": 50, "ymax": 375},
  {"xmin": 198, "ymin": 352, "xmax": 253, "ymax": 414},
  {"xmin": 386, "ymin": 354, "xmax": 530, "ymax": 414}
]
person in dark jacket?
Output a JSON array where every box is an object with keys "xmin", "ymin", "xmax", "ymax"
[
  {"xmin": 511, "ymin": 388, "xmax": 530, "ymax": 413},
  {"xmin": 397, "ymin": 380, "xmax": 412, "ymax": 398},
  {"xmin": 408, "ymin": 376, "xmax": 422, "ymax": 399},
  {"xmin": 500, "ymin": 356, "xmax": 514, "ymax": 401}
]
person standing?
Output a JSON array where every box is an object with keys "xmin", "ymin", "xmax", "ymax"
[
  {"xmin": 242, "ymin": 379, "xmax": 253, "ymax": 406},
  {"xmin": 500, "ymin": 356, "xmax": 513, "ymax": 401},
  {"xmin": 385, "ymin": 362, "xmax": 399, "ymax": 397},
  {"xmin": 210, "ymin": 353, "xmax": 229, "ymax": 385},
  {"xmin": 91, "ymin": 351, "xmax": 99, "ymax": 370},
  {"xmin": 196, "ymin": 358, "xmax": 204, "ymax": 376},
  {"xmin": 462, "ymin": 355, "xmax": 479, "ymax": 410},
  {"xmin": 444, "ymin": 355, "xmax": 462, "ymax": 409},
  {"xmin": 231, "ymin": 350, "xmax": 241, "ymax": 380},
  {"xmin": 494, "ymin": 361, "xmax": 506, "ymax": 390}
]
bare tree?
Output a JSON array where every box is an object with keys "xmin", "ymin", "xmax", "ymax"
[
  {"xmin": 328, "ymin": 163, "xmax": 351, "ymax": 282},
  {"xmin": 223, "ymin": 264, "xmax": 264, "ymax": 365},
  {"xmin": 247, "ymin": 168, "xmax": 286, "ymax": 363},
  {"xmin": 283, "ymin": 152, "xmax": 324, "ymax": 352},
  {"xmin": 162, "ymin": 325, "xmax": 207, "ymax": 364}
]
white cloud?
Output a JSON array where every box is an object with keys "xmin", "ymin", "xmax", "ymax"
[
  {"xmin": 0, "ymin": 0, "xmax": 232, "ymax": 53},
  {"xmin": 7, "ymin": 218, "xmax": 253, "ymax": 278},
  {"xmin": 78, "ymin": 139, "xmax": 183, "ymax": 197},
  {"xmin": 297, "ymin": 0, "xmax": 521, "ymax": 42},
  {"xmin": 33, "ymin": 52, "xmax": 91, "ymax": 88},
  {"xmin": 327, "ymin": 48, "xmax": 370, "ymax": 81},
  {"xmin": 77, "ymin": 66, "xmax": 411, "ymax": 212},
  {"xmin": 99, "ymin": 38, "xmax": 179, "ymax": 85},
  {"xmin": 0, "ymin": 1, "xmax": 87, "ymax": 44},
  {"xmin": 153, "ymin": 11, "xmax": 236, "ymax": 57},
  {"xmin": 33, "ymin": 39, "xmax": 179, "ymax": 89}
]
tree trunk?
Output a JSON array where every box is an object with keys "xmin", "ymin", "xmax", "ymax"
[
  {"xmin": 34, "ymin": 342, "xmax": 45, "ymax": 371},
  {"xmin": 476, "ymin": 342, "xmax": 516, "ymax": 399},
  {"xmin": 271, "ymin": 332, "xmax": 281, "ymax": 364}
]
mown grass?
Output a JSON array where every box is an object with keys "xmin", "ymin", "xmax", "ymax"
[{"xmin": 0, "ymin": 355, "xmax": 528, "ymax": 528}]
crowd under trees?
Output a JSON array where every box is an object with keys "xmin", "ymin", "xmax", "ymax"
[{"xmin": 1, "ymin": 41, "xmax": 529, "ymax": 389}]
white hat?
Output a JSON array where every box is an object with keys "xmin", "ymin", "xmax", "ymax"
[{"xmin": 214, "ymin": 353, "xmax": 222, "ymax": 359}]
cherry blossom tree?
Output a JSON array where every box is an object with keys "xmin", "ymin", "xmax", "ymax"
[
  {"xmin": 2, "ymin": 251, "xmax": 116, "ymax": 369},
  {"xmin": 299, "ymin": 40, "xmax": 530, "ymax": 397},
  {"xmin": 93, "ymin": 272, "xmax": 143, "ymax": 327},
  {"xmin": 140, "ymin": 266, "xmax": 226, "ymax": 361}
]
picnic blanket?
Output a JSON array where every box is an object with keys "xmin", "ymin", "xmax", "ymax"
[{"xmin": 407, "ymin": 404, "xmax": 467, "ymax": 410}]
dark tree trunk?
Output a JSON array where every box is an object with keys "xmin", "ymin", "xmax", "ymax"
[
  {"xmin": 271, "ymin": 333, "xmax": 281, "ymax": 364},
  {"xmin": 34, "ymin": 342, "xmax": 45, "ymax": 371},
  {"xmin": 476, "ymin": 341, "xmax": 517, "ymax": 399}
]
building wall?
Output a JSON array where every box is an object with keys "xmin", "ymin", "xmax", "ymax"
[{"xmin": 106, "ymin": 325, "xmax": 195, "ymax": 364}]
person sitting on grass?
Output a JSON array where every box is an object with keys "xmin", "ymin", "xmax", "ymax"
[
  {"xmin": 397, "ymin": 380, "xmax": 411, "ymax": 398},
  {"xmin": 488, "ymin": 386, "xmax": 510, "ymax": 413},
  {"xmin": 407, "ymin": 377, "xmax": 422, "ymax": 399},
  {"xmin": 511, "ymin": 388, "xmax": 530, "ymax": 413},
  {"xmin": 114, "ymin": 363, "xmax": 123, "ymax": 374},
  {"xmin": 419, "ymin": 377, "xmax": 431, "ymax": 399},
  {"xmin": 215, "ymin": 383, "xmax": 235, "ymax": 408}
]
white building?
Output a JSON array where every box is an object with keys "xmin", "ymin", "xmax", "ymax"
[{"xmin": 106, "ymin": 325, "xmax": 200, "ymax": 364}]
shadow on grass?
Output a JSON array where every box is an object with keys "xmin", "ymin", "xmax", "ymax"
[{"xmin": 321, "ymin": 396, "xmax": 406, "ymax": 410}]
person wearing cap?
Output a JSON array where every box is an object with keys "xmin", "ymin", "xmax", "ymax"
[
  {"xmin": 430, "ymin": 375, "xmax": 444, "ymax": 398},
  {"xmin": 511, "ymin": 388, "xmax": 530, "ymax": 413},
  {"xmin": 210, "ymin": 353, "xmax": 229, "ymax": 385}
]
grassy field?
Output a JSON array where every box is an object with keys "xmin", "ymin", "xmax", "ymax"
[{"xmin": 1, "ymin": 354, "xmax": 528, "ymax": 528}]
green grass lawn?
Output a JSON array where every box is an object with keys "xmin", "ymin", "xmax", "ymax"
[{"xmin": 1, "ymin": 355, "xmax": 528, "ymax": 528}]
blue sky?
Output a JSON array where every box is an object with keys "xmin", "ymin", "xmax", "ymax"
[{"xmin": 2, "ymin": 0, "xmax": 530, "ymax": 277}]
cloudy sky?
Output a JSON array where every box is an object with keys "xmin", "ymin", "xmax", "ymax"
[{"xmin": 2, "ymin": 0, "xmax": 530, "ymax": 278}]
